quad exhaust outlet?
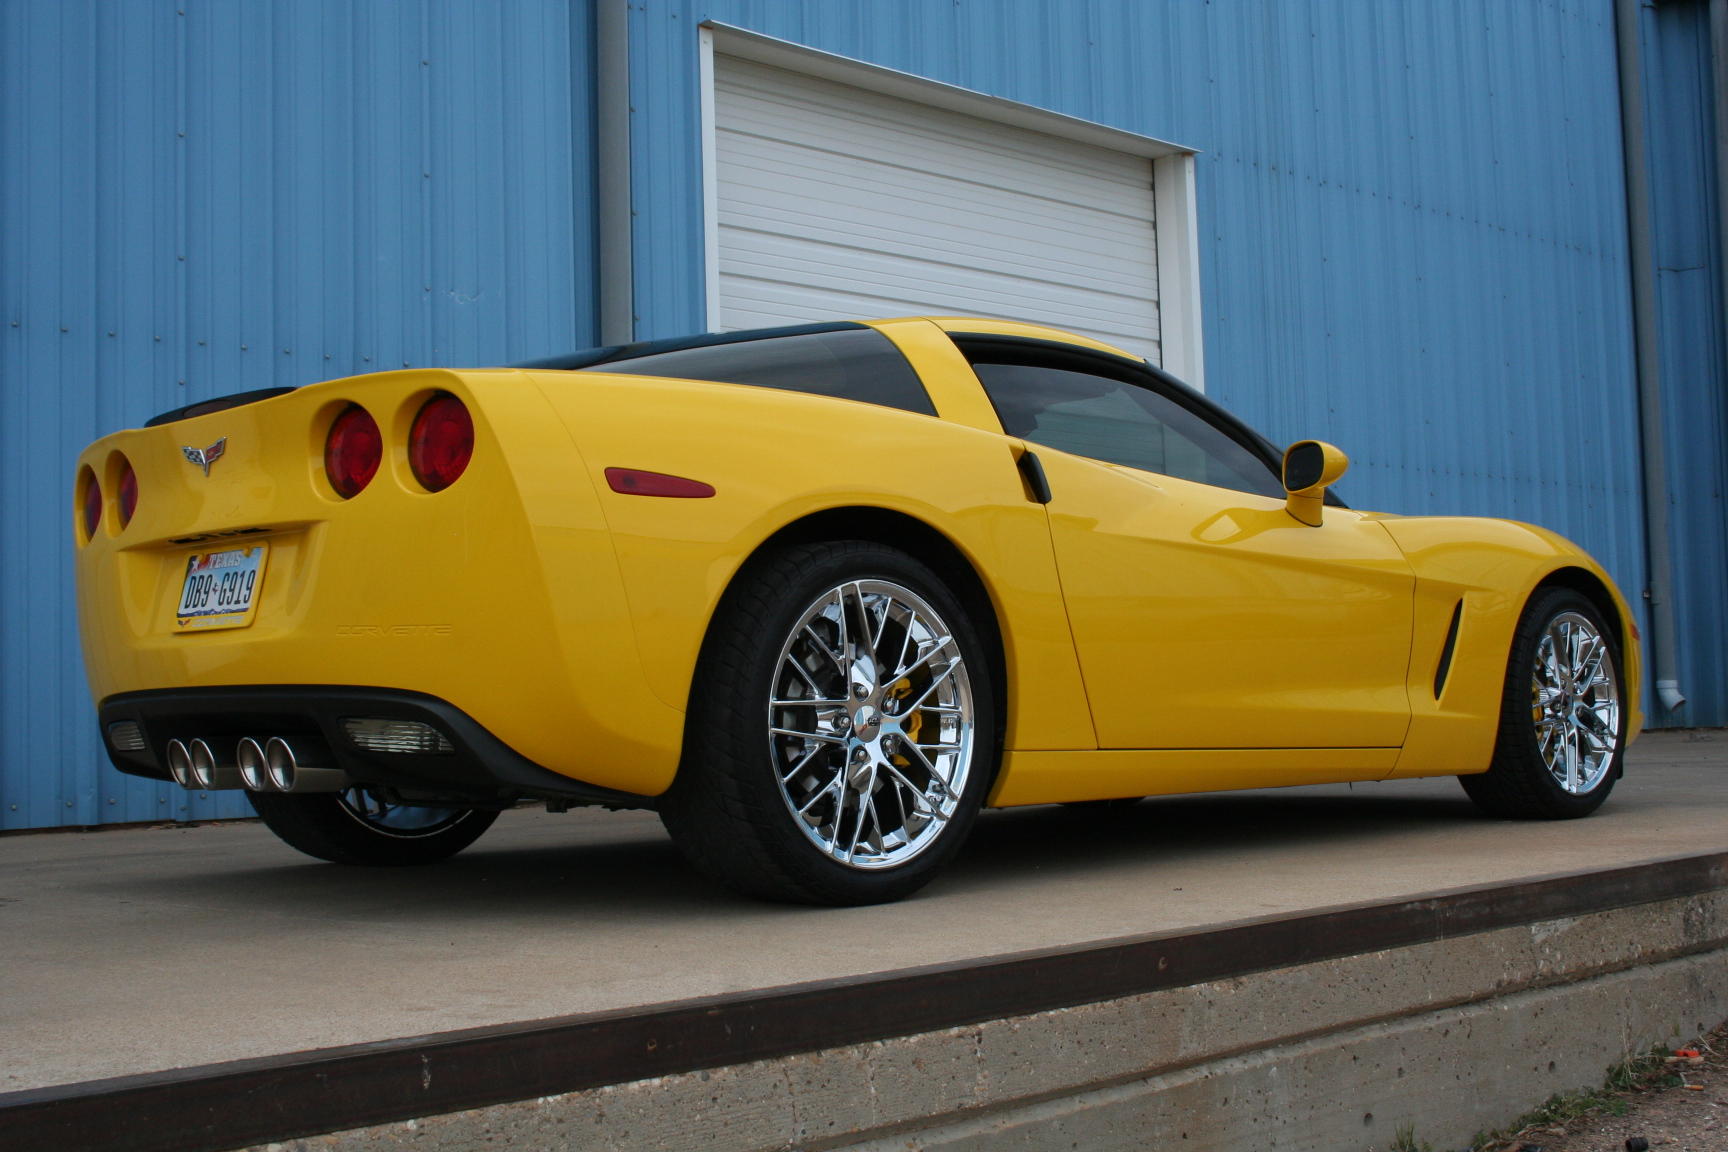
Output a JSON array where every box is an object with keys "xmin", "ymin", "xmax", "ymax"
[
  {"xmin": 170, "ymin": 736, "xmax": 351, "ymax": 793},
  {"xmin": 165, "ymin": 738, "xmax": 243, "ymax": 790},
  {"xmin": 248, "ymin": 736, "xmax": 351, "ymax": 793},
  {"xmin": 165, "ymin": 738, "xmax": 195, "ymax": 788}
]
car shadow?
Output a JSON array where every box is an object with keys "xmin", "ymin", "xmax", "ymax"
[
  {"xmin": 972, "ymin": 787, "xmax": 1481, "ymax": 862},
  {"xmin": 93, "ymin": 784, "xmax": 1488, "ymax": 924},
  {"xmin": 937, "ymin": 786, "xmax": 1484, "ymax": 890}
]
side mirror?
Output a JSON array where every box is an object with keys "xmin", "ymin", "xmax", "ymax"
[{"xmin": 1282, "ymin": 441, "xmax": 1349, "ymax": 526}]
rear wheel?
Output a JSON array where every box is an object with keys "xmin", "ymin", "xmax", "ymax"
[
  {"xmin": 1459, "ymin": 587, "xmax": 1626, "ymax": 819},
  {"xmin": 249, "ymin": 787, "xmax": 498, "ymax": 865},
  {"xmin": 659, "ymin": 541, "xmax": 998, "ymax": 905}
]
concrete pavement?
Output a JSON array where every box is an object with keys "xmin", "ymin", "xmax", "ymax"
[{"xmin": 3, "ymin": 730, "xmax": 1723, "ymax": 1092}]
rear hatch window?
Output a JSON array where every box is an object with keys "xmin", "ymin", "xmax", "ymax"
[{"xmin": 581, "ymin": 328, "xmax": 936, "ymax": 416}]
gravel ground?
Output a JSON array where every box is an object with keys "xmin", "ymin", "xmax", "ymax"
[{"xmin": 1476, "ymin": 1022, "xmax": 1728, "ymax": 1152}]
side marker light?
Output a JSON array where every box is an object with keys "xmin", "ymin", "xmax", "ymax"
[{"xmin": 605, "ymin": 468, "xmax": 715, "ymax": 499}]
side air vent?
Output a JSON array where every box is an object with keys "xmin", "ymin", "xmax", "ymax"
[{"xmin": 1433, "ymin": 600, "xmax": 1464, "ymax": 699}]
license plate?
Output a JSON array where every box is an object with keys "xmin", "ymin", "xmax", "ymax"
[{"xmin": 173, "ymin": 544, "xmax": 269, "ymax": 632}]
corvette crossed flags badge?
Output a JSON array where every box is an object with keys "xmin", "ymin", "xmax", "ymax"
[{"xmin": 181, "ymin": 437, "xmax": 227, "ymax": 476}]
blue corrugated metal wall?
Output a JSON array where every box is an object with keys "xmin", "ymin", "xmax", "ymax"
[
  {"xmin": 1643, "ymin": 0, "xmax": 1728, "ymax": 727},
  {"xmin": 4, "ymin": 1, "xmax": 1720, "ymax": 830},
  {"xmin": 0, "ymin": 0, "xmax": 595, "ymax": 830}
]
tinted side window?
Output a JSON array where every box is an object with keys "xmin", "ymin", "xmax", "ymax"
[
  {"xmin": 973, "ymin": 362, "xmax": 1285, "ymax": 499},
  {"xmin": 582, "ymin": 328, "xmax": 936, "ymax": 416}
]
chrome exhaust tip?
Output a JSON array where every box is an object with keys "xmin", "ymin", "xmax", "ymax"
[
  {"xmin": 189, "ymin": 739, "xmax": 244, "ymax": 791},
  {"xmin": 237, "ymin": 738, "xmax": 273, "ymax": 791},
  {"xmin": 264, "ymin": 737, "xmax": 351, "ymax": 793},
  {"xmin": 166, "ymin": 739, "xmax": 196, "ymax": 789}
]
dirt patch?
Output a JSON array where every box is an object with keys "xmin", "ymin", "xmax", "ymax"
[{"xmin": 1472, "ymin": 1022, "xmax": 1728, "ymax": 1151}]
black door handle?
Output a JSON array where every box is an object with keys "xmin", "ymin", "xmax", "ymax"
[{"xmin": 1017, "ymin": 451, "xmax": 1052, "ymax": 504}]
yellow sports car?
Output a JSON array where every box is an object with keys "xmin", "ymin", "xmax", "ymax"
[{"xmin": 73, "ymin": 317, "xmax": 1640, "ymax": 904}]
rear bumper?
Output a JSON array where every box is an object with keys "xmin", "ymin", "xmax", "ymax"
[{"xmin": 98, "ymin": 686, "xmax": 654, "ymax": 810}]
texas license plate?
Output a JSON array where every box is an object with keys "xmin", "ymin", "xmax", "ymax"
[{"xmin": 173, "ymin": 544, "xmax": 269, "ymax": 632}]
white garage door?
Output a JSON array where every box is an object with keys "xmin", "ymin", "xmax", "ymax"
[{"xmin": 712, "ymin": 56, "xmax": 1161, "ymax": 363}]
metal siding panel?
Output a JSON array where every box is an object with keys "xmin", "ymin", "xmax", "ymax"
[
  {"xmin": 631, "ymin": 1, "xmax": 706, "ymax": 338},
  {"xmin": 1644, "ymin": 0, "xmax": 1728, "ymax": 727},
  {"xmin": 1, "ymin": 0, "xmax": 594, "ymax": 830}
]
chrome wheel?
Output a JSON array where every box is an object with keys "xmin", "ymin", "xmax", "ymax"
[
  {"xmin": 335, "ymin": 787, "xmax": 471, "ymax": 838},
  {"xmin": 1531, "ymin": 611, "xmax": 1620, "ymax": 794},
  {"xmin": 769, "ymin": 579, "xmax": 975, "ymax": 870}
]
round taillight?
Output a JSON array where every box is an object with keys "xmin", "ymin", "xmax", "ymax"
[
  {"xmin": 408, "ymin": 393, "xmax": 474, "ymax": 492},
  {"xmin": 325, "ymin": 405, "xmax": 382, "ymax": 498},
  {"xmin": 80, "ymin": 470, "xmax": 103, "ymax": 540},
  {"xmin": 117, "ymin": 459, "xmax": 139, "ymax": 527}
]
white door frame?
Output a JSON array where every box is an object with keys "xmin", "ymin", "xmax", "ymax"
[{"xmin": 697, "ymin": 22, "xmax": 1207, "ymax": 390}]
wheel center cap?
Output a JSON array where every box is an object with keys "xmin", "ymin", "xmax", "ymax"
[{"xmin": 853, "ymin": 705, "xmax": 881, "ymax": 741}]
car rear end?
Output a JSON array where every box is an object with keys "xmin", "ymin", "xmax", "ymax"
[{"xmin": 74, "ymin": 369, "xmax": 675, "ymax": 813}]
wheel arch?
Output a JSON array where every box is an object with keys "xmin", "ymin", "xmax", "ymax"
[
  {"xmin": 1533, "ymin": 565, "xmax": 1627, "ymax": 654},
  {"xmin": 707, "ymin": 505, "xmax": 1011, "ymax": 780}
]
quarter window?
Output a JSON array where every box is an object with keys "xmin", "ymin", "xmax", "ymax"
[
  {"xmin": 972, "ymin": 362, "xmax": 1285, "ymax": 499},
  {"xmin": 583, "ymin": 328, "xmax": 936, "ymax": 416}
]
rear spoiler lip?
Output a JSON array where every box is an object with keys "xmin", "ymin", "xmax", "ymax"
[
  {"xmin": 511, "ymin": 321, "xmax": 866, "ymax": 371},
  {"xmin": 143, "ymin": 387, "xmax": 299, "ymax": 428}
]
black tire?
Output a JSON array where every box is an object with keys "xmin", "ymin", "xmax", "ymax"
[
  {"xmin": 1459, "ymin": 586, "xmax": 1627, "ymax": 820},
  {"xmin": 658, "ymin": 541, "xmax": 1000, "ymax": 906},
  {"xmin": 249, "ymin": 789, "xmax": 498, "ymax": 865}
]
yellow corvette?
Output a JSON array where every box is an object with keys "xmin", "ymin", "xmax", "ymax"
[{"xmin": 73, "ymin": 317, "xmax": 1640, "ymax": 904}]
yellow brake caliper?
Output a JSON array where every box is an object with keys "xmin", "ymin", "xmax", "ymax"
[{"xmin": 886, "ymin": 677, "xmax": 921, "ymax": 769}]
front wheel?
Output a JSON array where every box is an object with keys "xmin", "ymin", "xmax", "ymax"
[
  {"xmin": 659, "ymin": 541, "xmax": 999, "ymax": 905},
  {"xmin": 250, "ymin": 788, "xmax": 498, "ymax": 865},
  {"xmin": 1459, "ymin": 586, "xmax": 1627, "ymax": 819}
]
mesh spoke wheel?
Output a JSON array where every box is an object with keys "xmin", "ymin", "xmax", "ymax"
[
  {"xmin": 1529, "ymin": 611, "xmax": 1620, "ymax": 796},
  {"xmin": 769, "ymin": 579, "xmax": 975, "ymax": 871}
]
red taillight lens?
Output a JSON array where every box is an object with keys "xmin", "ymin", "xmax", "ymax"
[
  {"xmin": 80, "ymin": 471, "xmax": 102, "ymax": 540},
  {"xmin": 117, "ymin": 459, "xmax": 138, "ymax": 527},
  {"xmin": 325, "ymin": 405, "xmax": 383, "ymax": 498},
  {"xmin": 408, "ymin": 393, "xmax": 474, "ymax": 492}
]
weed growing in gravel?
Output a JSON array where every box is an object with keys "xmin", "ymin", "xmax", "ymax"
[
  {"xmin": 1503, "ymin": 1086, "xmax": 1631, "ymax": 1133},
  {"xmin": 1472, "ymin": 1041, "xmax": 1692, "ymax": 1149},
  {"xmin": 1604, "ymin": 1042, "xmax": 1685, "ymax": 1092},
  {"xmin": 1388, "ymin": 1122, "xmax": 1436, "ymax": 1152}
]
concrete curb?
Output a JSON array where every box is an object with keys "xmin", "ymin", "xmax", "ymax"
[{"xmin": 2, "ymin": 851, "xmax": 1723, "ymax": 1152}]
